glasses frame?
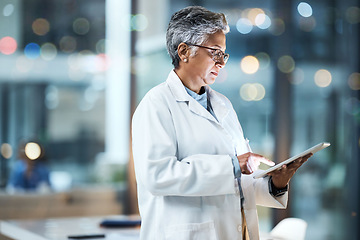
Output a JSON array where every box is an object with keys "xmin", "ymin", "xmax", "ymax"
[{"xmin": 185, "ymin": 43, "xmax": 229, "ymax": 64}]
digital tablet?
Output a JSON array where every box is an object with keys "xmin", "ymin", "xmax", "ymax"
[{"xmin": 252, "ymin": 142, "xmax": 331, "ymax": 179}]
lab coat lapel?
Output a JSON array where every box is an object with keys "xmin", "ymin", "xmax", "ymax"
[
  {"xmin": 166, "ymin": 70, "xmax": 220, "ymax": 123},
  {"xmin": 207, "ymin": 87, "xmax": 229, "ymax": 124}
]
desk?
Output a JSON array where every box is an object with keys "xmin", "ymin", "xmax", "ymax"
[{"xmin": 0, "ymin": 215, "xmax": 140, "ymax": 240}]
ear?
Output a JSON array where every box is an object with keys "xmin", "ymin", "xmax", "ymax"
[{"xmin": 177, "ymin": 43, "xmax": 190, "ymax": 62}]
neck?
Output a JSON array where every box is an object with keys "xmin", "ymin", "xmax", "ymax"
[{"xmin": 174, "ymin": 68, "xmax": 202, "ymax": 94}]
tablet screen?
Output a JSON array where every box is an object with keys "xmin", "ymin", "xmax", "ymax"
[{"xmin": 252, "ymin": 142, "xmax": 330, "ymax": 179}]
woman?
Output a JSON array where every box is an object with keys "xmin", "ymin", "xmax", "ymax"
[{"xmin": 132, "ymin": 6, "xmax": 311, "ymax": 240}]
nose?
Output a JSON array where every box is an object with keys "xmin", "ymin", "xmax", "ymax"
[{"xmin": 215, "ymin": 60, "xmax": 225, "ymax": 68}]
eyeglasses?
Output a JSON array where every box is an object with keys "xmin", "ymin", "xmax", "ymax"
[{"xmin": 186, "ymin": 43, "xmax": 229, "ymax": 64}]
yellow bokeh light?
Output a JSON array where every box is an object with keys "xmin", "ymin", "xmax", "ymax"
[
  {"xmin": 41, "ymin": 43, "xmax": 57, "ymax": 61},
  {"xmin": 32, "ymin": 18, "xmax": 50, "ymax": 36},
  {"xmin": 277, "ymin": 55, "xmax": 295, "ymax": 73},
  {"xmin": 25, "ymin": 142, "xmax": 42, "ymax": 160},
  {"xmin": 247, "ymin": 8, "xmax": 265, "ymax": 25},
  {"xmin": 240, "ymin": 83, "xmax": 266, "ymax": 101},
  {"xmin": 314, "ymin": 69, "xmax": 332, "ymax": 88},
  {"xmin": 1, "ymin": 143, "xmax": 13, "ymax": 159},
  {"xmin": 241, "ymin": 56, "xmax": 260, "ymax": 74},
  {"xmin": 348, "ymin": 72, "xmax": 360, "ymax": 90}
]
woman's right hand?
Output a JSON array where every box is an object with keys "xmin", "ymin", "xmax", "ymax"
[{"xmin": 237, "ymin": 152, "xmax": 275, "ymax": 174}]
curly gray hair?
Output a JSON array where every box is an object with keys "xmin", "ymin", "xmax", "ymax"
[{"xmin": 166, "ymin": 6, "xmax": 229, "ymax": 68}]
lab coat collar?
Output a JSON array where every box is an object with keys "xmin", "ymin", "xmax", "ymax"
[{"xmin": 166, "ymin": 70, "xmax": 229, "ymax": 124}]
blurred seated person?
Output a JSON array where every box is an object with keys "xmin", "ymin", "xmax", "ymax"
[{"xmin": 7, "ymin": 140, "xmax": 51, "ymax": 192}]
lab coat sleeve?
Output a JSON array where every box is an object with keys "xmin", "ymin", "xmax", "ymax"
[{"xmin": 132, "ymin": 94, "xmax": 236, "ymax": 197}]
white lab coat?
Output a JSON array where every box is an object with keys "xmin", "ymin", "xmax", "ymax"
[{"xmin": 132, "ymin": 70, "xmax": 288, "ymax": 240}]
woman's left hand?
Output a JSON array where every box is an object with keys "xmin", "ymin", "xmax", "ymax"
[{"xmin": 268, "ymin": 153, "xmax": 313, "ymax": 188}]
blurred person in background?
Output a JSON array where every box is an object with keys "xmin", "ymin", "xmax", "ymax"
[
  {"xmin": 132, "ymin": 6, "xmax": 312, "ymax": 240},
  {"xmin": 7, "ymin": 140, "xmax": 51, "ymax": 193}
]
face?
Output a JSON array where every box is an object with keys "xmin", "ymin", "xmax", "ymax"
[{"xmin": 181, "ymin": 31, "xmax": 227, "ymax": 92}]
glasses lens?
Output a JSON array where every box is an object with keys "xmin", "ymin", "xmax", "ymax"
[{"xmin": 213, "ymin": 50, "xmax": 228, "ymax": 64}]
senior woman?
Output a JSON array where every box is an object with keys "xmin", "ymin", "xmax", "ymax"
[{"xmin": 132, "ymin": 6, "xmax": 312, "ymax": 240}]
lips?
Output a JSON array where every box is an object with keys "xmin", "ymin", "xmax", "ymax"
[{"xmin": 211, "ymin": 71, "xmax": 218, "ymax": 76}]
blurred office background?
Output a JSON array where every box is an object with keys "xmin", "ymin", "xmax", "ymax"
[{"xmin": 0, "ymin": 0, "xmax": 359, "ymax": 239}]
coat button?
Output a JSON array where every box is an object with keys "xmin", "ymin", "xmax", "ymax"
[{"xmin": 237, "ymin": 224, "xmax": 242, "ymax": 232}]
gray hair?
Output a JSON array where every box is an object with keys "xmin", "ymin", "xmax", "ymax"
[{"xmin": 166, "ymin": 6, "xmax": 229, "ymax": 68}]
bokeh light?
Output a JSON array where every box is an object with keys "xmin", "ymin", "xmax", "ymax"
[
  {"xmin": 96, "ymin": 39, "xmax": 106, "ymax": 54},
  {"xmin": 314, "ymin": 69, "xmax": 332, "ymax": 87},
  {"xmin": 32, "ymin": 18, "xmax": 50, "ymax": 36},
  {"xmin": 73, "ymin": 18, "xmax": 90, "ymax": 35},
  {"xmin": 299, "ymin": 16, "xmax": 316, "ymax": 32},
  {"xmin": 131, "ymin": 14, "xmax": 148, "ymax": 31},
  {"xmin": 45, "ymin": 85, "xmax": 59, "ymax": 110},
  {"xmin": 290, "ymin": 67, "xmax": 305, "ymax": 85},
  {"xmin": 247, "ymin": 8, "xmax": 265, "ymax": 25},
  {"xmin": 25, "ymin": 142, "xmax": 42, "ymax": 160},
  {"xmin": 348, "ymin": 72, "xmax": 360, "ymax": 90},
  {"xmin": 3, "ymin": 4, "xmax": 14, "ymax": 17},
  {"xmin": 255, "ymin": 52, "xmax": 271, "ymax": 69},
  {"xmin": 297, "ymin": 2, "xmax": 313, "ymax": 17},
  {"xmin": 255, "ymin": 14, "xmax": 272, "ymax": 29},
  {"xmin": 269, "ymin": 18, "xmax": 285, "ymax": 36},
  {"xmin": 40, "ymin": 43, "xmax": 57, "ymax": 61},
  {"xmin": 236, "ymin": 18, "xmax": 253, "ymax": 34},
  {"xmin": 1, "ymin": 143, "xmax": 13, "ymax": 159},
  {"xmin": 24, "ymin": 43, "xmax": 41, "ymax": 59},
  {"xmin": 0, "ymin": 36, "xmax": 17, "ymax": 55},
  {"xmin": 240, "ymin": 83, "xmax": 266, "ymax": 101},
  {"xmin": 240, "ymin": 55, "xmax": 260, "ymax": 74},
  {"xmin": 277, "ymin": 55, "xmax": 295, "ymax": 73},
  {"xmin": 345, "ymin": 6, "xmax": 360, "ymax": 24},
  {"xmin": 59, "ymin": 36, "xmax": 77, "ymax": 53}
]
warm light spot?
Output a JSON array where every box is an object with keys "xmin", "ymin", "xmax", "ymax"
[
  {"xmin": 247, "ymin": 8, "xmax": 265, "ymax": 25},
  {"xmin": 73, "ymin": 18, "xmax": 90, "ymax": 35},
  {"xmin": 59, "ymin": 36, "xmax": 77, "ymax": 53},
  {"xmin": 253, "ymin": 83, "xmax": 266, "ymax": 101},
  {"xmin": 314, "ymin": 69, "xmax": 332, "ymax": 87},
  {"xmin": 1, "ymin": 143, "xmax": 13, "ymax": 159},
  {"xmin": 40, "ymin": 43, "xmax": 57, "ymax": 61},
  {"xmin": 348, "ymin": 72, "xmax": 360, "ymax": 90},
  {"xmin": 32, "ymin": 18, "xmax": 50, "ymax": 36},
  {"xmin": 236, "ymin": 18, "xmax": 253, "ymax": 34},
  {"xmin": 241, "ymin": 56, "xmax": 260, "ymax": 74},
  {"xmin": 25, "ymin": 142, "xmax": 42, "ymax": 160},
  {"xmin": 0, "ymin": 36, "xmax": 17, "ymax": 55},
  {"xmin": 297, "ymin": 2, "xmax": 313, "ymax": 17},
  {"xmin": 240, "ymin": 83, "xmax": 266, "ymax": 101},
  {"xmin": 277, "ymin": 55, "xmax": 295, "ymax": 73}
]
